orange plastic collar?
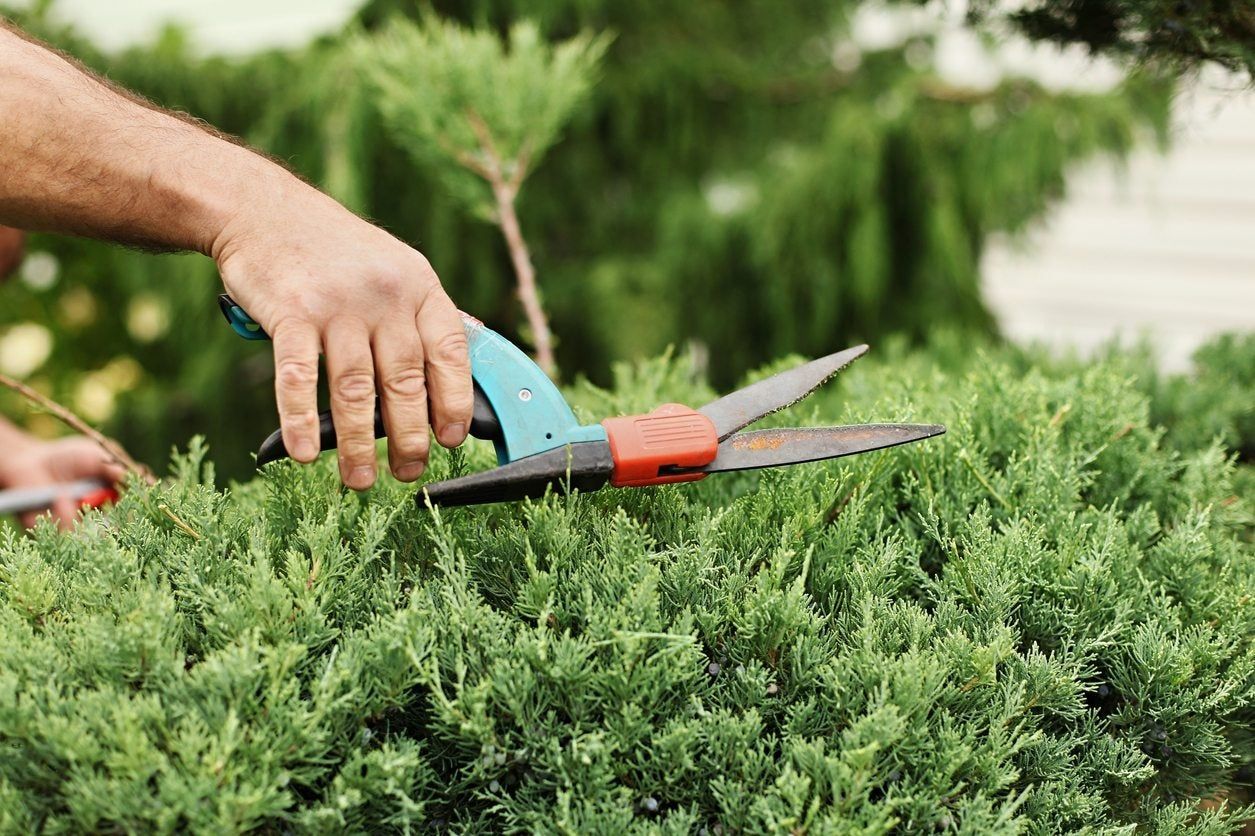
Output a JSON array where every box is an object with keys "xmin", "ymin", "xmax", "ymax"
[{"xmin": 601, "ymin": 404, "xmax": 718, "ymax": 487}]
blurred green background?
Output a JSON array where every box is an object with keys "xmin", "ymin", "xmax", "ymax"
[{"xmin": 0, "ymin": 0, "xmax": 1197, "ymax": 478}]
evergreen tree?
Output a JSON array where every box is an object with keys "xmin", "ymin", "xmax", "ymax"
[
  {"xmin": 959, "ymin": 0, "xmax": 1255, "ymax": 75},
  {"xmin": 356, "ymin": 18, "xmax": 609, "ymax": 376}
]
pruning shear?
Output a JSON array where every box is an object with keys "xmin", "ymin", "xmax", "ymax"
[
  {"xmin": 0, "ymin": 479, "xmax": 118, "ymax": 518},
  {"xmin": 220, "ymin": 295, "xmax": 944, "ymax": 508}
]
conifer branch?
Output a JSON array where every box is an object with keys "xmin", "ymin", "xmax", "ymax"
[
  {"xmin": 510, "ymin": 141, "xmax": 533, "ymax": 193},
  {"xmin": 464, "ymin": 109, "xmax": 508, "ymax": 187},
  {"xmin": 464, "ymin": 108, "xmax": 556, "ymax": 378},
  {"xmin": 0, "ymin": 372, "xmax": 156, "ymax": 485},
  {"xmin": 359, "ymin": 22, "xmax": 605, "ymax": 382},
  {"xmin": 0, "ymin": 335, "xmax": 1249, "ymax": 828},
  {"xmin": 957, "ymin": 449, "xmax": 1010, "ymax": 510},
  {"xmin": 434, "ymin": 131, "xmax": 494, "ymax": 181}
]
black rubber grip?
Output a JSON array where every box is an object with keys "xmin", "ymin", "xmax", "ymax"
[{"xmin": 257, "ymin": 384, "xmax": 501, "ymax": 466}]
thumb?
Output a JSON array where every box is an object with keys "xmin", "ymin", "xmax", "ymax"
[{"xmin": 47, "ymin": 438, "xmax": 128, "ymax": 485}]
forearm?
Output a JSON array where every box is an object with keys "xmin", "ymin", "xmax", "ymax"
[
  {"xmin": 0, "ymin": 23, "xmax": 287, "ymax": 256},
  {"xmin": 0, "ymin": 21, "xmax": 475, "ymax": 491}
]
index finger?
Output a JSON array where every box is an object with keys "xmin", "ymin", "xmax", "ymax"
[
  {"xmin": 418, "ymin": 295, "xmax": 473, "ymax": 449},
  {"xmin": 271, "ymin": 320, "xmax": 323, "ymax": 463}
]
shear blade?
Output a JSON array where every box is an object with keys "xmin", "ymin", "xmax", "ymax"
[
  {"xmin": 419, "ymin": 441, "xmax": 614, "ymax": 507},
  {"xmin": 698, "ymin": 345, "xmax": 869, "ymax": 441},
  {"xmin": 688, "ymin": 423, "xmax": 945, "ymax": 474}
]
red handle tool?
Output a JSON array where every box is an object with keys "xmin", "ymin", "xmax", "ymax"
[{"xmin": 0, "ymin": 479, "xmax": 118, "ymax": 517}]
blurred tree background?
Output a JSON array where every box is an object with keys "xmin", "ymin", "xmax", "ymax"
[
  {"xmin": 957, "ymin": 0, "xmax": 1255, "ymax": 76},
  {"xmin": 0, "ymin": 0, "xmax": 1178, "ymax": 478}
]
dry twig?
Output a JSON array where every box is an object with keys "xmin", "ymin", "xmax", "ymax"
[
  {"xmin": 0, "ymin": 372, "xmax": 157, "ymax": 485},
  {"xmin": 158, "ymin": 503, "xmax": 202, "ymax": 539}
]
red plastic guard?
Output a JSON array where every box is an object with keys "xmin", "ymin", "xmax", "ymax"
[
  {"xmin": 80, "ymin": 487, "xmax": 119, "ymax": 510},
  {"xmin": 601, "ymin": 404, "xmax": 719, "ymax": 488}
]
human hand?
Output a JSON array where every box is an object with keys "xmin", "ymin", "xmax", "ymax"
[
  {"xmin": 209, "ymin": 172, "xmax": 473, "ymax": 490},
  {"xmin": 0, "ymin": 225, "xmax": 23, "ymax": 283},
  {"xmin": 0, "ymin": 435, "xmax": 126, "ymax": 529}
]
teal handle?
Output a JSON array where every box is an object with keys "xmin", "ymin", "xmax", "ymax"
[
  {"xmin": 216, "ymin": 294, "xmax": 607, "ymax": 464},
  {"xmin": 463, "ymin": 315, "xmax": 606, "ymax": 464},
  {"xmin": 217, "ymin": 295, "xmax": 269, "ymax": 340}
]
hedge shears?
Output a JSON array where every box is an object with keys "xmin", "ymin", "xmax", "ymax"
[
  {"xmin": 220, "ymin": 295, "xmax": 944, "ymax": 508},
  {"xmin": 0, "ymin": 480, "xmax": 118, "ymax": 518}
]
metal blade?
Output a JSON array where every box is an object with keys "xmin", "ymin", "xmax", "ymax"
[
  {"xmin": 418, "ymin": 441, "xmax": 613, "ymax": 508},
  {"xmin": 687, "ymin": 423, "xmax": 945, "ymax": 474},
  {"xmin": 698, "ymin": 345, "xmax": 869, "ymax": 440}
]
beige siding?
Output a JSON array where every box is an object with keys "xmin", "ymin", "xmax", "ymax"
[
  {"xmin": 982, "ymin": 69, "xmax": 1255, "ymax": 372},
  {"xmin": 8, "ymin": 0, "xmax": 360, "ymax": 53}
]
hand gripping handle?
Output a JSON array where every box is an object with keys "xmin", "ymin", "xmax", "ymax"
[
  {"xmin": 219, "ymin": 296, "xmax": 607, "ymax": 468},
  {"xmin": 256, "ymin": 386, "xmax": 501, "ymax": 466}
]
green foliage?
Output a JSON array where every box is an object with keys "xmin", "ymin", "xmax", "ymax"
[
  {"xmin": 961, "ymin": 0, "xmax": 1255, "ymax": 76},
  {"xmin": 0, "ymin": 338, "xmax": 1250, "ymax": 832},
  {"xmin": 0, "ymin": 2, "xmax": 1173, "ymax": 478},
  {"xmin": 357, "ymin": 17, "xmax": 609, "ymax": 219},
  {"xmin": 1144, "ymin": 333, "xmax": 1255, "ymax": 461},
  {"xmin": 662, "ymin": 72, "xmax": 1171, "ymax": 371}
]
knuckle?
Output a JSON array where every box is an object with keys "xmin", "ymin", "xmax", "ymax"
[
  {"xmin": 336, "ymin": 433, "xmax": 377, "ymax": 456},
  {"xmin": 428, "ymin": 329, "xmax": 469, "ymax": 367},
  {"xmin": 415, "ymin": 280, "xmax": 436, "ymax": 307},
  {"xmin": 371, "ymin": 272, "xmax": 408, "ymax": 300},
  {"xmin": 412, "ymin": 249, "xmax": 434, "ymax": 272},
  {"xmin": 406, "ymin": 250, "xmax": 437, "ymax": 283},
  {"xmin": 381, "ymin": 367, "xmax": 426, "ymax": 399},
  {"xmin": 332, "ymin": 370, "xmax": 375, "ymax": 404},
  {"xmin": 338, "ymin": 448, "xmax": 374, "ymax": 464},
  {"xmin": 276, "ymin": 358, "xmax": 318, "ymax": 390},
  {"xmin": 271, "ymin": 313, "xmax": 310, "ymax": 333},
  {"xmin": 436, "ymin": 390, "xmax": 474, "ymax": 423},
  {"xmin": 283, "ymin": 410, "xmax": 321, "ymax": 431},
  {"xmin": 390, "ymin": 432, "xmax": 430, "ymax": 460},
  {"xmin": 448, "ymin": 387, "xmax": 475, "ymax": 412}
]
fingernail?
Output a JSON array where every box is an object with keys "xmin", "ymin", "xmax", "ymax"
[
  {"xmin": 293, "ymin": 439, "xmax": 319, "ymax": 461},
  {"xmin": 348, "ymin": 465, "xmax": 376, "ymax": 490},
  {"xmin": 439, "ymin": 422, "xmax": 466, "ymax": 448},
  {"xmin": 395, "ymin": 461, "xmax": 426, "ymax": 482}
]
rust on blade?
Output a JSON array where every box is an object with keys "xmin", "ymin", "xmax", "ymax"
[
  {"xmin": 732, "ymin": 432, "xmax": 790, "ymax": 451},
  {"xmin": 696, "ymin": 423, "xmax": 947, "ymax": 474},
  {"xmin": 731, "ymin": 426, "xmax": 888, "ymax": 451}
]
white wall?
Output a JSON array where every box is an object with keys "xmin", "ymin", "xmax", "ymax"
[
  {"xmin": 982, "ymin": 68, "xmax": 1255, "ymax": 372},
  {"xmin": 7, "ymin": 0, "xmax": 361, "ymax": 54},
  {"xmin": 848, "ymin": 4, "xmax": 1255, "ymax": 371}
]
